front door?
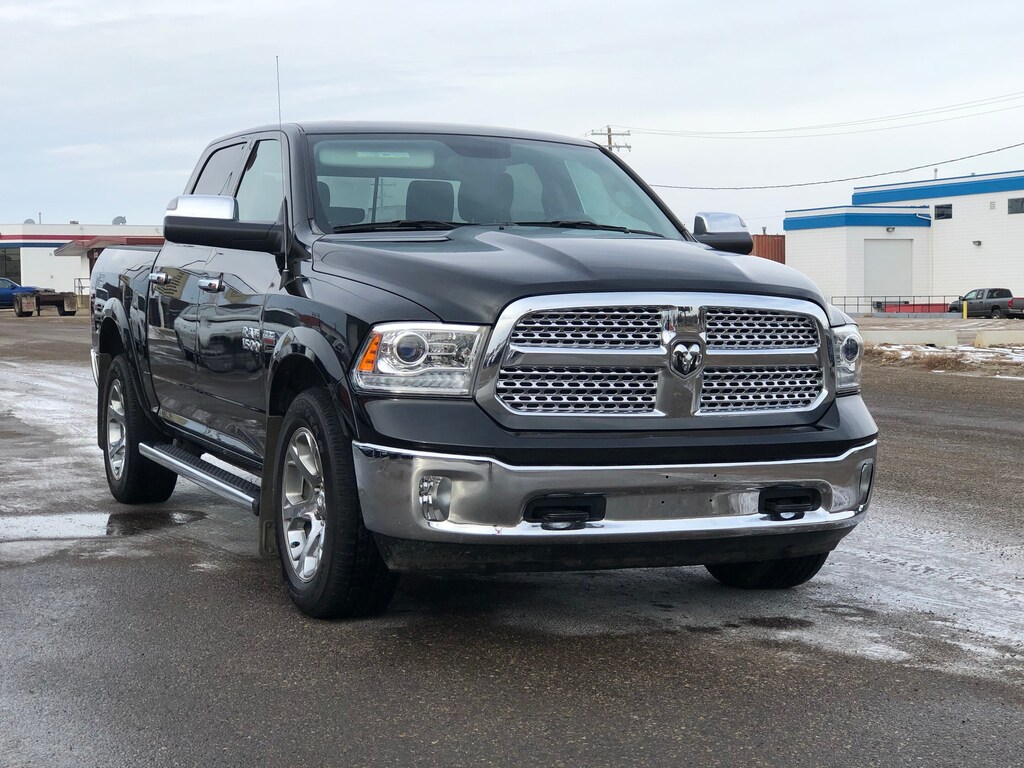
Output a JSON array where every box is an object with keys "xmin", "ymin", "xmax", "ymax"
[
  {"xmin": 146, "ymin": 139, "xmax": 247, "ymax": 428},
  {"xmin": 964, "ymin": 289, "xmax": 984, "ymax": 317},
  {"xmin": 194, "ymin": 136, "xmax": 286, "ymax": 459}
]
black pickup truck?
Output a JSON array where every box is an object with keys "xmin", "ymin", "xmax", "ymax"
[
  {"xmin": 90, "ymin": 122, "xmax": 877, "ymax": 618},
  {"xmin": 946, "ymin": 288, "xmax": 1024, "ymax": 318}
]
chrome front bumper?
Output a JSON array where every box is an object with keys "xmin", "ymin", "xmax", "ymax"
[{"xmin": 351, "ymin": 440, "xmax": 876, "ymax": 545}]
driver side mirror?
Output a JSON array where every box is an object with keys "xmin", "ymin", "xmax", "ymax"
[
  {"xmin": 692, "ymin": 211, "xmax": 754, "ymax": 255},
  {"xmin": 164, "ymin": 195, "xmax": 282, "ymax": 254}
]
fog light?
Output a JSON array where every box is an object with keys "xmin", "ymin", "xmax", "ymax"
[
  {"xmin": 858, "ymin": 461, "xmax": 875, "ymax": 507},
  {"xmin": 418, "ymin": 475, "xmax": 452, "ymax": 521}
]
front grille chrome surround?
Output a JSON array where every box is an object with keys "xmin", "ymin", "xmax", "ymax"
[
  {"xmin": 496, "ymin": 366, "xmax": 659, "ymax": 413},
  {"xmin": 700, "ymin": 366, "xmax": 824, "ymax": 412},
  {"xmin": 477, "ymin": 292, "xmax": 835, "ymax": 430}
]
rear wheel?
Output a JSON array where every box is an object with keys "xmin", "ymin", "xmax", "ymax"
[
  {"xmin": 101, "ymin": 355, "xmax": 178, "ymax": 503},
  {"xmin": 57, "ymin": 305, "xmax": 76, "ymax": 316},
  {"xmin": 705, "ymin": 552, "xmax": 829, "ymax": 589},
  {"xmin": 13, "ymin": 298, "xmax": 33, "ymax": 317},
  {"xmin": 275, "ymin": 388, "xmax": 397, "ymax": 619},
  {"xmin": 991, "ymin": 307, "xmax": 1003, "ymax": 319}
]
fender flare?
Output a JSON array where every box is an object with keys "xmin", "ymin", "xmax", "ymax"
[
  {"xmin": 265, "ymin": 325, "xmax": 349, "ymax": 415},
  {"xmin": 98, "ymin": 296, "xmax": 132, "ymax": 356},
  {"xmin": 259, "ymin": 326, "xmax": 357, "ymax": 558}
]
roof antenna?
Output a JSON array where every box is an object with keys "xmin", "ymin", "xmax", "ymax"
[{"xmin": 275, "ymin": 55, "xmax": 283, "ymax": 127}]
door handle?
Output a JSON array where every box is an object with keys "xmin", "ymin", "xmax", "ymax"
[
  {"xmin": 148, "ymin": 272, "xmax": 168, "ymax": 285},
  {"xmin": 198, "ymin": 277, "xmax": 224, "ymax": 293}
]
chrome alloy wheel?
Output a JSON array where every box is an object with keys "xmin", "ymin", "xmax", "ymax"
[
  {"xmin": 281, "ymin": 427, "xmax": 327, "ymax": 583},
  {"xmin": 106, "ymin": 379, "xmax": 127, "ymax": 479}
]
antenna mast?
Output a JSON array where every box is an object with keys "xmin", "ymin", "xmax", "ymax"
[{"xmin": 275, "ymin": 56, "xmax": 283, "ymax": 126}]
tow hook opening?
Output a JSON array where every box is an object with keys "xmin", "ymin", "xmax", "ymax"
[
  {"xmin": 759, "ymin": 487, "xmax": 821, "ymax": 522},
  {"xmin": 523, "ymin": 495, "xmax": 607, "ymax": 531}
]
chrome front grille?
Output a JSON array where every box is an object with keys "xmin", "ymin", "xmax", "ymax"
[
  {"xmin": 496, "ymin": 366, "xmax": 659, "ymax": 413},
  {"xmin": 700, "ymin": 366, "xmax": 824, "ymax": 412},
  {"xmin": 484, "ymin": 293, "xmax": 832, "ymax": 426},
  {"xmin": 705, "ymin": 308, "xmax": 818, "ymax": 349},
  {"xmin": 509, "ymin": 306, "xmax": 664, "ymax": 348}
]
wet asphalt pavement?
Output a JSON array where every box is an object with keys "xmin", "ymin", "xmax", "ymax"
[{"xmin": 1, "ymin": 312, "xmax": 1022, "ymax": 767}]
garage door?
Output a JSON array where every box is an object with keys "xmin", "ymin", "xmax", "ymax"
[{"xmin": 863, "ymin": 239, "xmax": 913, "ymax": 296}]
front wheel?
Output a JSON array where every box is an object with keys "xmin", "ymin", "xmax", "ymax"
[
  {"xmin": 705, "ymin": 552, "xmax": 829, "ymax": 589},
  {"xmin": 275, "ymin": 388, "xmax": 397, "ymax": 619}
]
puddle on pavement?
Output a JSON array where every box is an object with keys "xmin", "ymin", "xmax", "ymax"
[{"xmin": 0, "ymin": 510, "xmax": 205, "ymax": 542}]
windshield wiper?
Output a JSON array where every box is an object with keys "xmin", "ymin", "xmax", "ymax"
[
  {"xmin": 332, "ymin": 220, "xmax": 464, "ymax": 233},
  {"xmin": 511, "ymin": 220, "xmax": 665, "ymax": 238}
]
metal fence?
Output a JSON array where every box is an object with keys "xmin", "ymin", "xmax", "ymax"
[{"xmin": 831, "ymin": 295, "xmax": 960, "ymax": 314}]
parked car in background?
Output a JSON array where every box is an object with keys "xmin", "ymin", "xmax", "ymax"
[
  {"xmin": 947, "ymin": 288, "xmax": 1024, "ymax": 318},
  {"xmin": 0, "ymin": 278, "xmax": 41, "ymax": 308}
]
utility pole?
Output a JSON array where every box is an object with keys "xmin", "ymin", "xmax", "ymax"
[{"xmin": 589, "ymin": 125, "xmax": 631, "ymax": 153}]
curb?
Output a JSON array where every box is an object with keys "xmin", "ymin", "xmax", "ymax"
[
  {"xmin": 861, "ymin": 330, "xmax": 959, "ymax": 348},
  {"xmin": 974, "ymin": 330, "xmax": 1024, "ymax": 348}
]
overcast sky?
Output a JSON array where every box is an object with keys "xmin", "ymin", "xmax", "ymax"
[{"xmin": 3, "ymin": 0, "xmax": 1024, "ymax": 232}]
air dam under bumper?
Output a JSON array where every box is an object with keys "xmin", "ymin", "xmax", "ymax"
[{"xmin": 352, "ymin": 440, "xmax": 876, "ymax": 573}]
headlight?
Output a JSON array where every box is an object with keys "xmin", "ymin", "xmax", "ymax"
[
  {"xmin": 351, "ymin": 323, "xmax": 488, "ymax": 396},
  {"xmin": 831, "ymin": 324, "xmax": 863, "ymax": 394}
]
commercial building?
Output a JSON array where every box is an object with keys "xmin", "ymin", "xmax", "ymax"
[
  {"xmin": 0, "ymin": 223, "xmax": 163, "ymax": 293},
  {"xmin": 783, "ymin": 169, "xmax": 1024, "ymax": 308}
]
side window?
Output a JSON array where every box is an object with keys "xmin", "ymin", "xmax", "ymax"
[
  {"xmin": 934, "ymin": 203, "xmax": 952, "ymax": 220},
  {"xmin": 1008, "ymin": 198, "xmax": 1024, "ymax": 214},
  {"xmin": 192, "ymin": 143, "xmax": 245, "ymax": 195},
  {"xmin": 235, "ymin": 140, "xmax": 284, "ymax": 223},
  {"xmin": 565, "ymin": 160, "xmax": 651, "ymax": 230},
  {"xmin": 0, "ymin": 278, "xmax": 12, "ymax": 288},
  {"xmin": 992, "ymin": 289, "xmax": 1010, "ymax": 299},
  {"xmin": 964, "ymin": 290, "xmax": 981, "ymax": 300}
]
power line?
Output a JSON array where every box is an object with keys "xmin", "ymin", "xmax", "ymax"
[
  {"xmin": 623, "ymin": 102, "xmax": 1024, "ymax": 140},
  {"xmin": 616, "ymin": 89, "xmax": 1024, "ymax": 139},
  {"xmin": 649, "ymin": 140, "xmax": 1024, "ymax": 191}
]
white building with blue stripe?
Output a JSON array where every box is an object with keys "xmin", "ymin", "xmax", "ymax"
[
  {"xmin": 784, "ymin": 170, "xmax": 1024, "ymax": 308},
  {"xmin": 0, "ymin": 222, "xmax": 162, "ymax": 294}
]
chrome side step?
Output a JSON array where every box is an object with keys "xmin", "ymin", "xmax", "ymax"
[{"xmin": 139, "ymin": 443, "xmax": 260, "ymax": 515}]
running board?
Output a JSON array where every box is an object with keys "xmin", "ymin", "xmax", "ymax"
[{"xmin": 139, "ymin": 443, "xmax": 260, "ymax": 515}]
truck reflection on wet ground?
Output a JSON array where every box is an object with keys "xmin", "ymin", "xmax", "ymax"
[{"xmin": 0, "ymin": 510, "xmax": 205, "ymax": 541}]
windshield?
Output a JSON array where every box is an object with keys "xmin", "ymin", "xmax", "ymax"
[{"xmin": 308, "ymin": 133, "xmax": 683, "ymax": 239}]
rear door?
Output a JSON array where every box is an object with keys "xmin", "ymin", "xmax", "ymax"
[
  {"xmin": 147, "ymin": 140, "xmax": 247, "ymax": 427},
  {"xmin": 193, "ymin": 134, "xmax": 286, "ymax": 458}
]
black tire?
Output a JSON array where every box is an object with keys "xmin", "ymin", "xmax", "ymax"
[
  {"xmin": 705, "ymin": 552, "xmax": 829, "ymax": 589},
  {"xmin": 13, "ymin": 301, "xmax": 32, "ymax": 318},
  {"xmin": 275, "ymin": 388, "xmax": 397, "ymax": 619},
  {"xmin": 57, "ymin": 306, "xmax": 76, "ymax": 316},
  {"xmin": 100, "ymin": 355, "xmax": 178, "ymax": 503},
  {"xmin": 991, "ymin": 307, "xmax": 1003, "ymax": 319}
]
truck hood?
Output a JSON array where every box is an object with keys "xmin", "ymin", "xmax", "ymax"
[{"xmin": 311, "ymin": 227, "xmax": 827, "ymax": 324}]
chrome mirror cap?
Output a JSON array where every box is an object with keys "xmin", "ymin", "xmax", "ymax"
[
  {"xmin": 165, "ymin": 194, "xmax": 239, "ymax": 222},
  {"xmin": 693, "ymin": 211, "xmax": 748, "ymax": 236}
]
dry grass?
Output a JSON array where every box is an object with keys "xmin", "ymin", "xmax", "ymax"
[{"xmin": 862, "ymin": 344, "xmax": 978, "ymax": 372}]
